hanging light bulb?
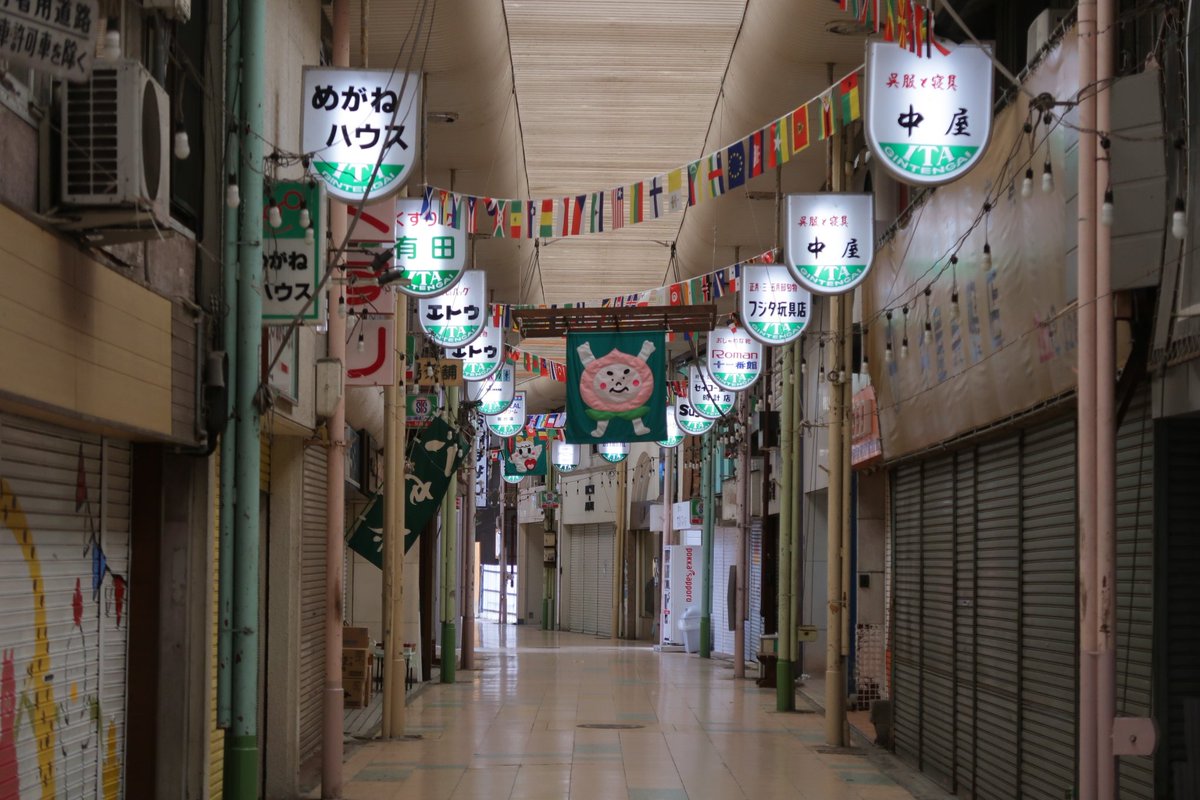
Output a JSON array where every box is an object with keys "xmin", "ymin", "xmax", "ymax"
[
  {"xmin": 901, "ymin": 336, "xmax": 909, "ymax": 358},
  {"xmin": 102, "ymin": 20, "xmax": 121, "ymax": 60},
  {"xmin": 1172, "ymin": 197, "xmax": 1187, "ymax": 240},
  {"xmin": 1022, "ymin": 168, "xmax": 1034, "ymax": 198},
  {"xmin": 951, "ymin": 288, "xmax": 960, "ymax": 319},
  {"xmin": 337, "ymin": 294, "xmax": 347, "ymax": 319},
  {"xmin": 304, "ymin": 226, "xmax": 315, "ymax": 246},
  {"xmin": 173, "ymin": 124, "xmax": 190, "ymax": 160},
  {"xmin": 1042, "ymin": 161, "xmax": 1054, "ymax": 193},
  {"xmin": 1101, "ymin": 189, "xmax": 1114, "ymax": 227},
  {"xmin": 982, "ymin": 243, "xmax": 992, "ymax": 270},
  {"xmin": 357, "ymin": 329, "xmax": 365, "ymax": 352},
  {"xmin": 885, "ymin": 342, "xmax": 894, "ymax": 363},
  {"xmin": 267, "ymin": 197, "xmax": 282, "ymax": 228},
  {"xmin": 800, "ymin": 356, "xmax": 807, "ymax": 376},
  {"xmin": 860, "ymin": 326, "xmax": 869, "ymax": 370},
  {"xmin": 299, "ymin": 202, "xmax": 311, "ymax": 230},
  {"xmin": 923, "ymin": 321, "xmax": 932, "ymax": 344},
  {"xmin": 225, "ymin": 174, "xmax": 240, "ymax": 209}
]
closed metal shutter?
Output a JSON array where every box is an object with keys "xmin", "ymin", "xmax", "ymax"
[
  {"xmin": 920, "ymin": 456, "xmax": 956, "ymax": 784},
  {"xmin": 953, "ymin": 449, "xmax": 977, "ymax": 797},
  {"xmin": 713, "ymin": 526, "xmax": 735, "ymax": 657},
  {"xmin": 891, "ymin": 462, "xmax": 923, "ymax": 768},
  {"xmin": 209, "ymin": 453, "xmax": 224, "ymax": 800},
  {"xmin": 568, "ymin": 525, "xmax": 586, "ymax": 632},
  {"xmin": 596, "ymin": 523, "xmax": 614, "ymax": 638},
  {"xmin": 747, "ymin": 519, "xmax": 763, "ymax": 660},
  {"xmin": 582, "ymin": 525, "xmax": 599, "ymax": 635},
  {"xmin": 298, "ymin": 443, "xmax": 328, "ymax": 763},
  {"xmin": 0, "ymin": 414, "xmax": 130, "ymax": 799}
]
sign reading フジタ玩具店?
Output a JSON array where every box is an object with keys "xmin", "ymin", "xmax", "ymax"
[
  {"xmin": 419, "ymin": 270, "xmax": 486, "ymax": 347},
  {"xmin": 706, "ymin": 326, "xmax": 762, "ymax": 392},
  {"xmin": 864, "ymin": 40, "xmax": 994, "ymax": 186},
  {"xmin": 301, "ymin": 67, "xmax": 421, "ymax": 202},
  {"xmin": 739, "ymin": 265, "xmax": 812, "ymax": 346},
  {"xmin": 393, "ymin": 197, "xmax": 467, "ymax": 297},
  {"xmin": 785, "ymin": 193, "xmax": 874, "ymax": 295}
]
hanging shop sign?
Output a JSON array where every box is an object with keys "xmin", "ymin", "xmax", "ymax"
[
  {"xmin": 263, "ymin": 181, "xmax": 323, "ymax": 324},
  {"xmin": 739, "ymin": 264, "xmax": 812, "ymax": 345},
  {"xmin": 689, "ymin": 363, "xmax": 735, "ymax": 420},
  {"xmin": 486, "ymin": 390, "xmax": 526, "ymax": 439},
  {"xmin": 565, "ymin": 331, "xmax": 667, "ymax": 445},
  {"xmin": 676, "ymin": 389, "xmax": 714, "ymax": 436},
  {"xmin": 552, "ymin": 440, "xmax": 580, "ymax": 472},
  {"xmin": 504, "ymin": 431, "xmax": 549, "ymax": 477},
  {"xmin": 597, "ymin": 442, "xmax": 629, "ymax": 463},
  {"xmin": 446, "ymin": 308, "xmax": 503, "ymax": 381},
  {"xmin": 502, "ymin": 470, "xmax": 524, "ymax": 485},
  {"xmin": 657, "ymin": 405, "xmax": 684, "ymax": 448},
  {"xmin": 405, "ymin": 393, "xmax": 437, "ymax": 429},
  {"xmin": 418, "ymin": 269, "xmax": 486, "ymax": 347},
  {"xmin": 864, "ymin": 40, "xmax": 994, "ymax": 187},
  {"xmin": 706, "ymin": 325, "xmax": 763, "ymax": 391},
  {"xmin": 392, "ymin": 197, "xmax": 467, "ymax": 297},
  {"xmin": 345, "ymin": 315, "xmax": 395, "ymax": 387},
  {"xmin": 474, "ymin": 418, "xmax": 490, "ymax": 507},
  {"xmin": 468, "ymin": 365, "xmax": 515, "ymax": 416},
  {"xmin": 785, "ymin": 193, "xmax": 875, "ymax": 295},
  {"xmin": 0, "ymin": 0, "xmax": 98, "ymax": 81},
  {"xmin": 301, "ymin": 67, "xmax": 420, "ymax": 202}
]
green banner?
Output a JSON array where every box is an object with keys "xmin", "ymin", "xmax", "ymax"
[
  {"xmin": 346, "ymin": 416, "xmax": 466, "ymax": 569},
  {"xmin": 566, "ymin": 331, "xmax": 667, "ymax": 444},
  {"xmin": 503, "ymin": 431, "xmax": 549, "ymax": 477}
]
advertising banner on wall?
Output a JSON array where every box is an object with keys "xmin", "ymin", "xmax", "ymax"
[
  {"xmin": 785, "ymin": 193, "xmax": 875, "ymax": 295},
  {"xmin": 419, "ymin": 269, "xmax": 487, "ymax": 346},
  {"xmin": 739, "ymin": 265, "xmax": 812, "ymax": 345},
  {"xmin": 345, "ymin": 316, "xmax": 395, "ymax": 387}
]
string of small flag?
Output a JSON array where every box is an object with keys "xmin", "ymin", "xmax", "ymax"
[
  {"xmin": 416, "ymin": 69, "xmax": 863, "ymax": 238},
  {"xmin": 838, "ymin": 0, "xmax": 951, "ymax": 58}
]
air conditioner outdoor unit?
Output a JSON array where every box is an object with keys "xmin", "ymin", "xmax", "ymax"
[{"xmin": 61, "ymin": 58, "xmax": 171, "ymax": 233}]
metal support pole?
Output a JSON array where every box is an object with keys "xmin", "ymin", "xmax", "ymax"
[
  {"xmin": 825, "ymin": 294, "xmax": 846, "ymax": 747},
  {"xmin": 499, "ymin": 486, "xmax": 508, "ymax": 628},
  {"xmin": 461, "ymin": 409, "xmax": 477, "ymax": 669},
  {"xmin": 612, "ymin": 457, "xmax": 627, "ymax": 639},
  {"xmin": 440, "ymin": 386, "xmax": 459, "ymax": 683},
  {"xmin": 661, "ymin": 445, "xmax": 674, "ymax": 646},
  {"xmin": 1077, "ymin": 0, "xmax": 1099, "ymax": 795},
  {"xmin": 382, "ymin": 299, "xmax": 407, "ymax": 738},
  {"xmin": 700, "ymin": 431, "xmax": 715, "ymax": 658},
  {"xmin": 542, "ymin": 463, "xmax": 554, "ymax": 631},
  {"xmin": 734, "ymin": 393, "xmax": 749, "ymax": 678},
  {"xmin": 217, "ymin": 0, "xmax": 241, "ymax": 731},
  {"xmin": 227, "ymin": 0, "xmax": 264, "ymax": 789},
  {"xmin": 790, "ymin": 340, "xmax": 803, "ymax": 669},
  {"xmin": 777, "ymin": 343, "xmax": 795, "ymax": 709}
]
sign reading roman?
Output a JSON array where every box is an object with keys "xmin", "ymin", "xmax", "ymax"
[
  {"xmin": 676, "ymin": 388, "xmax": 714, "ymax": 436},
  {"xmin": 740, "ymin": 264, "xmax": 812, "ymax": 345},
  {"xmin": 446, "ymin": 307, "xmax": 503, "ymax": 381},
  {"xmin": 301, "ymin": 67, "xmax": 420, "ymax": 202},
  {"xmin": 706, "ymin": 326, "xmax": 762, "ymax": 391},
  {"xmin": 657, "ymin": 405, "xmax": 684, "ymax": 448},
  {"xmin": 864, "ymin": 40, "xmax": 994, "ymax": 186},
  {"xmin": 263, "ymin": 181, "xmax": 322, "ymax": 324},
  {"xmin": 419, "ymin": 269, "xmax": 486, "ymax": 347},
  {"xmin": 392, "ymin": 197, "xmax": 467, "ymax": 297},
  {"xmin": 565, "ymin": 331, "xmax": 667, "ymax": 445},
  {"xmin": 785, "ymin": 193, "xmax": 874, "ymax": 295},
  {"xmin": 468, "ymin": 365, "xmax": 515, "ymax": 416},
  {"xmin": 689, "ymin": 363, "xmax": 734, "ymax": 420},
  {"xmin": 486, "ymin": 390, "xmax": 525, "ymax": 439}
]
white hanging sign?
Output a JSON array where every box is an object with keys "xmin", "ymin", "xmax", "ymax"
[
  {"xmin": 446, "ymin": 309, "xmax": 503, "ymax": 382},
  {"xmin": 689, "ymin": 363, "xmax": 735, "ymax": 420},
  {"xmin": 864, "ymin": 40, "xmax": 994, "ymax": 186},
  {"xmin": 419, "ymin": 269, "xmax": 487, "ymax": 347},
  {"xmin": 468, "ymin": 365, "xmax": 515, "ymax": 416},
  {"xmin": 392, "ymin": 197, "xmax": 467, "ymax": 297},
  {"xmin": 657, "ymin": 406, "xmax": 684, "ymax": 448},
  {"xmin": 552, "ymin": 440, "xmax": 580, "ymax": 472},
  {"xmin": 740, "ymin": 264, "xmax": 812, "ymax": 345},
  {"xmin": 486, "ymin": 390, "xmax": 525, "ymax": 439},
  {"xmin": 503, "ymin": 472, "xmax": 524, "ymax": 484},
  {"xmin": 263, "ymin": 181, "xmax": 323, "ymax": 324},
  {"xmin": 597, "ymin": 442, "xmax": 629, "ymax": 463},
  {"xmin": 785, "ymin": 193, "xmax": 875, "ymax": 295},
  {"xmin": 706, "ymin": 326, "xmax": 763, "ymax": 392},
  {"xmin": 676, "ymin": 389, "xmax": 714, "ymax": 436},
  {"xmin": 301, "ymin": 67, "xmax": 420, "ymax": 202}
]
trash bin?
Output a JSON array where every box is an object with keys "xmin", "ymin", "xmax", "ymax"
[{"xmin": 679, "ymin": 606, "xmax": 701, "ymax": 653}]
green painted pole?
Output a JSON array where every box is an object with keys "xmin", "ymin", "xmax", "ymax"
[
  {"xmin": 227, "ymin": 0, "xmax": 264, "ymax": 791},
  {"xmin": 542, "ymin": 465, "xmax": 554, "ymax": 630},
  {"xmin": 440, "ymin": 387, "xmax": 459, "ymax": 684},
  {"xmin": 699, "ymin": 430, "xmax": 715, "ymax": 659},
  {"xmin": 777, "ymin": 343, "xmax": 795, "ymax": 710},
  {"xmin": 216, "ymin": 0, "xmax": 240, "ymax": 732}
]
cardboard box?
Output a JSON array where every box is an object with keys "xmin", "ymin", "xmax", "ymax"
[
  {"xmin": 343, "ymin": 676, "xmax": 369, "ymax": 708},
  {"xmin": 343, "ymin": 626, "xmax": 369, "ymax": 649},
  {"xmin": 342, "ymin": 647, "xmax": 371, "ymax": 679}
]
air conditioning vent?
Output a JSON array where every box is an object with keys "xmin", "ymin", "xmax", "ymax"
[{"xmin": 60, "ymin": 58, "xmax": 171, "ymax": 237}]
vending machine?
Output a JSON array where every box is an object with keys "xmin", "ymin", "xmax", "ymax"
[{"xmin": 661, "ymin": 544, "xmax": 703, "ymax": 647}]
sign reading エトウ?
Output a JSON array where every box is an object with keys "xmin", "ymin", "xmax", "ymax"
[
  {"xmin": 486, "ymin": 390, "xmax": 525, "ymax": 439},
  {"xmin": 468, "ymin": 365, "xmax": 515, "ymax": 416},
  {"xmin": 865, "ymin": 41, "xmax": 994, "ymax": 186},
  {"xmin": 446, "ymin": 307, "xmax": 503, "ymax": 381},
  {"xmin": 785, "ymin": 193, "xmax": 874, "ymax": 295},
  {"xmin": 301, "ymin": 67, "xmax": 420, "ymax": 202},
  {"xmin": 263, "ymin": 181, "xmax": 322, "ymax": 324},
  {"xmin": 393, "ymin": 197, "xmax": 467, "ymax": 297},
  {"xmin": 689, "ymin": 363, "xmax": 734, "ymax": 420},
  {"xmin": 706, "ymin": 326, "xmax": 762, "ymax": 392},
  {"xmin": 740, "ymin": 265, "xmax": 812, "ymax": 345},
  {"xmin": 419, "ymin": 270, "xmax": 486, "ymax": 347}
]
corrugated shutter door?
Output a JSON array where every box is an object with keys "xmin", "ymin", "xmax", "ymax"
[
  {"xmin": 209, "ymin": 453, "xmax": 223, "ymax": 800},
  {"xmin": 711, "ymin": 527, "xmax": 730, "ymax": 656},
  {"xmin": 891, "ymin": 462, "xmax": 922, "ymax": 768},
  {"xmin": 748, "ymin": 519, "xmax": 763, "ymax": 660},
  {"xmin": 596, "ymin": 523, "xmax": 615, "ymax": 637},
  {"xmin": 1019, "ymin": 417, "xmax": 1077, "ymax": 800},
  {"xmin": 569, "ymin": 525, "xmax": 586, "ymax": 633},
  {"xmin": 953, "ymin": 449, "xmax": 977, "ymax": 796},
  {"xmin": 583, "ymin": 525, "xmax": 600, "ymax": 635},
  {"xmin": 972, "ymin": 438, "xmax": 1020, "ymax": 800},
  {"xmin": 919, "ymin": 455, "xmax": 955, "ymax": 786},
  {"xmin": 0, "ymin": 415, "xmax": 130, "ymax": 799},
  {"xmin": 298, "ymin": 443, "xmax": 328, "ymax": 763}
]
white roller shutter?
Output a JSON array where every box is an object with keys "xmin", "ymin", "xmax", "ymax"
[
  {"xmin": 712, "ymin": 526, "xmax": 735, "ymax": 657},
  {"xmin": 747, "ymin": 519, "xmax": 763, "ymax": 660},
  {"xmin": 568, "ymin": 525, "xmax": 586, "ymax": 633},
  {"xmin": 298, "ymin": 443, "xmax": 327, "ymax": 764},
  {"xmin": 565, "ymin": 523, "xmax": 615, "ymax": 637},
  {"xmin": 595, "ymin": 523, "xmax": 615, "ymax": 638},
  {"xmin": 0, "ymin": 414, "xmax": 130, "ymax": 799}
]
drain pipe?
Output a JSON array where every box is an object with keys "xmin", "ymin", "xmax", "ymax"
[
  {"xmin": 440, "ymin": 386, "xmax": 459, "ymax": 684},
  {"xmin": 226, "ymin": 0, "xmax": 264, "ymax": 789},
  {"xmin": 699, "ymin": 430, "xmax": 715, "ymax": 658}
]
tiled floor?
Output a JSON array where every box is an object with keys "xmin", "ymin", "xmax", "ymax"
[{"xmin": 330, "ymin": 624, "xmax": 919, "ymax": 800}]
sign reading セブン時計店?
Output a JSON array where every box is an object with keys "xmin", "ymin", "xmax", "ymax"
[
  {"xmin": 864, "ymin": 40, "xmax": 994, "ymax": 186},
  {"xmin": 301, "ymin": 68, "xmax": 421, "ymax": 202},
  {"xmin": 785, "ymin": 193, "xmax": 875, "ymax": 295}
]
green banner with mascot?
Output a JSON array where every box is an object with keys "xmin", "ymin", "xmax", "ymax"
[{"xmin": 565, "ymin": 331, "xmax": 667, "ymax": 444}]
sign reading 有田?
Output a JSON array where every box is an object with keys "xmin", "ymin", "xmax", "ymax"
[
  {"xmin": 785, "ymin": 193, "xmax": 874, "ymax": 295},
  {"xmin": 392, "ymin": 197, "xmax": 467, "ymax": 297}
]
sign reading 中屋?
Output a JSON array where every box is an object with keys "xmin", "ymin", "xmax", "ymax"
[
  {"xmin": 301, "ymin": 67, "xmax": 420, "ymax": 202},
  {"xmin": 0, "ymin": 0, "xmax": 98, "ymax": 82},
  {"xmin": 785, "ymin": 193, "xmax": 874, "ymax": 295},
  {"xmin": 657, "ymin": 406, "xmax": 684, "ymax": 448},
  {"xmin": 706, "ymin": 326, "xmax": 762, "ymax": 392},
  {"xmin": 676, "ymin": 390, "xmax": 714, "ymax": 436},
  {"xmin": 597, "ymin": 442, "xmax": 629, "ymax": 463},
  {"xmin": 486, "ymin": 390, "xmax": 525, "ymax": 439},
  {"xmin": 864, "ymin": 41, "xmax": 994, "ymax": 186},
  {"xmin": 419, "ymin": 269, "xmax": 486, "ymax": 347},
  {"xmin": 446, "ymin": 307, "xmax": 503, "ymax": 381},
  {"xmin": 740, "ymin": 264, "xmax": 812, "ymax": 345},
  {"xmin": 689, "ymin": 363, "xmax": 734, "ymax": 420},
  {"xmin": 468, "ymin": 365, "xmax": 515, "ymax": 416},
  {"xmin": 263, "ymin": 181, "xmax": 323, "ymax": 323},
  {"xmin": 393, "ymin": 197, "xmax": 467, "ymax": 297}
]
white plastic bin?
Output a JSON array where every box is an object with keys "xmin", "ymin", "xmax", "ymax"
[{"xmin": 679, "ymin": 606, "xmax": 701, "ymax": 653}]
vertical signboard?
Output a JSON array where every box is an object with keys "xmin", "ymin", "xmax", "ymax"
[
  {"xmin": 468, "ymin": 365, "xmax": 515, "ymax": 416},
  {"xmin": 418, "ymin": 269, "xmax": 487, "ymax": 346},
  {"xmin": 785, "ymin": 193, "xmax": 875, "ymax": 295},
  {"xmin": 474, "ymin": 416, "xmax": 490, "ymax": 507},
  {"xmin": 739, "ymin": 264, "xmax": 812, "ymax": 345},
  {"xmin": 706, "ymin": 326, "xmax": 763, "ymax": 391},
  {"xmin": 486, "ymin": 390, "xmax": 525, "ymax": 438},
  {"xmin": 263, "ymin": 181, "xmax": 323, "ymax": 324},
  {"xmin": 446, "ymin": 307, "xmax": 503, "ymax": 381},
  {"xmin": 393, "ymin": 197, "xmax": 468, "ymax": 296}
]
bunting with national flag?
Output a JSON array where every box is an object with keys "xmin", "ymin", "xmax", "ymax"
[
  {"xmin": 790, "ymin": 102, "xmax": 810, "ymax": 157},
  {"xmin": 819, "ymin": 91, "xmax": 836, "ymax": 140},
  {"xmin": 629, "ymin": 182, "xmax": 644, "ymax": 224},
  {"xmin": 648, "ymin": 175, "xmax": 665, "ymax": 218},
  {"xmin": 686, "ymin": 161, "xmax": 702, "ymax": 206},
  {"xmin": 706, "ymin": 152, "xmax": 725, "ymax": 199},
  {"xmin": 725, "ymin": 140, "xmax": 747, "ymax": 190},
  {"xmin": 539, "ymin": 199, "xmax": 554, "ymax": 237},
  {"xmin": 838, "ymin": 73, "xmax": 861, "ymax": 125},
  {"xmin": 612, "ymin": 186, "xmax": 625, "ymax": 230}
]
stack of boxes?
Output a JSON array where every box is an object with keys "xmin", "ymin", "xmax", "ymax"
[{"xmin": 342, "ymin": 626, "xmax": 372, "ymax": 708}]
